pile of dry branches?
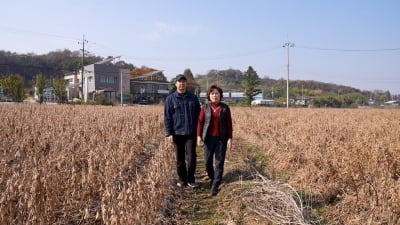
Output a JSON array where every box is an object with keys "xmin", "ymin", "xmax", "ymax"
[{"xmin": 235, "ymin": 171, "xmax": 309, "ymax": 225}]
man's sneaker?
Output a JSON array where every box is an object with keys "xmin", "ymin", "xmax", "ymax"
[
  {"xmin": 177, "ymin": 181, "xmax": 186, "ymax": 187},
  {"xmin": 187, "ymin": 182, "xmax": 199, "ymax": 188}
]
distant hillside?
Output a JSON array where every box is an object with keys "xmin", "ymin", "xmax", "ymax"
[
  {"xmin": 194, "ymin": 68, "xmax": 396, "ymax": 104},
  {"xmin": 0, "ymin": 50, "xmax": 134, "ymax": 86},
  {"xmin": 195, "ymin": 69, "xmax": 361, "ymax": 95},
  {"xmin": 195, "ymin": 69, "xmax": 243, "ymax": 92},
  {"xmin": 260, "ymin": 78, "xmax": 363, "ymax": 98}
]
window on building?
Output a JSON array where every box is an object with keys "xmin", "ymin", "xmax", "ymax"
[
  {"xmin": 100, "ymin": 76, "xmax": 117, "ymax": 84},
  {"xmin": 108, "ymin": 76, "xmax": 117, "ymax": 84}
]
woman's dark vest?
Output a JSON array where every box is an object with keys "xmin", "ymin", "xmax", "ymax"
[{"xmin": 201, "ymin": 103, "xmax": 228, "ymax": 141}]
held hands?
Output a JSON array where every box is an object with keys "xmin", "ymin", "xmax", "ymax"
[
  {"xmin": 197, "ymin": 136, "xmax": 204, "ymax": 147},
  {"xmin": 197, "ymin": 137, "xmax": 231, "ymax": 150}
]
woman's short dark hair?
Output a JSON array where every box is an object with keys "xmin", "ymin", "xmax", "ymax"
[{"xmin": 207, "ymin": 84, "xmax": 223, "ymax": 101}]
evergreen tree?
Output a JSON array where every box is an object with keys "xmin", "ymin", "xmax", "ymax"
[
  {"xmin": 34, "ymin": 73, "xmax": 46, "ymax": 104},
  {"xmin": 241, "ymin": 66, "xmax": 261, "ymax": 106},
  {"xmin": 0, "ymin": 75, "xmax": 25, "ymax": 102},
  {"xmin": 52, "ymin": 77, "xmax": 68, "ymax": 104},
  {"xmin": 168, "ymin": 79, "xmax": 177, "ymax": 94},
  {"xmin": 183, "ymin": 68, "xmax": 194, "ymax": 80}
]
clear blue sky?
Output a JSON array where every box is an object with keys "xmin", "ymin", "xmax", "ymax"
[{"xmin": 1, "ymin": 0, "xmax": 399, "ymax": 94}]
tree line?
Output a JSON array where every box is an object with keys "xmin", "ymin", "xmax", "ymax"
[
  {"xmin": 195, "ymin": 68, "xmax": 395, "ymax": 107},
  {"xmin": 0, "ymin": 49, "xmax": 135, "ymax": 103},
  {"xmin": 0, "ymin": 49, "xmax": 134, "ymax": 86},
  {"xmin": 0, "ymin": 49, "xmax": 396, "ymax": 106}
]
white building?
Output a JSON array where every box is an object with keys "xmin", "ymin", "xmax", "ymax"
[
  {"xmin": 64, "ymin": 57, "xmax": 131, "ymax": 103},
  {"xmin": 251, "ymin": 99, "xmax": 274, "ymax": 106},
  {"xmin": 64, "ymin": 73, "xmax": 81, "ymax": 101},
  {"xmin": 199, "ymin": 91, "xmax": 263, "ymax": 103}
]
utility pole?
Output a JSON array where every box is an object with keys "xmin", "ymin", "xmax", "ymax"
[
  {"xmin": 283, "ymin": 41, "xmax": 294, "ymax": 108},
  {"xmin": 85, "ymin": 74, "xmax": 89, "ymax": 102},
  {"xmin": 79, "ymin": 35, "xmax": 88, "ymax": 99},
  {"xmin": 120, "ymin": 71, "xmax": 123, "ymax": 106},
  {"xmin": 271, "ymin": 87, "xmax": 274, "ymax": 99}
]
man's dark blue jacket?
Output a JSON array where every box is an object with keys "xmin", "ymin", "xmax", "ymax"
[{"xmin": 164, "ymin": 91, "xmax": 200, "ymax": 137}]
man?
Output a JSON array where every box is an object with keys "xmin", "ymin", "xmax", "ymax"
[{"xmin": 164, "ymin": 74, "xmax": 201, "ymax": 188}]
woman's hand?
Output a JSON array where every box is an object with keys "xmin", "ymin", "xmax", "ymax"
[
  {"xmin": 227, "ymin": 138, "xmax": 232, "ymax": 152},
  {"xmin": 197, "ymin": 136, "xmax": 204, "ymax": 146}
]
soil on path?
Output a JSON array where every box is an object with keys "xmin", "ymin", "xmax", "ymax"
[{"xmin": 164, "ymin": 140, "xmax": 274, "ymax": 225}]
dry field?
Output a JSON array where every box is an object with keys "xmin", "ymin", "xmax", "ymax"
[
  {"xmin": 0, "ymin": 104, "xmax": 174, "ymax": 224},
  {"xmin": 232, "ymin": 107, "xmax": 400, "ymax": 225},
  {"xmin": 1, "ymin": 104, "xmax": 400, "ymax": 225}
]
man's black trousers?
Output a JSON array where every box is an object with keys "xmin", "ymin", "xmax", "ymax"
[{"xmin": 173, "ymin": 135, "xmax": 197, "ymax": 184}]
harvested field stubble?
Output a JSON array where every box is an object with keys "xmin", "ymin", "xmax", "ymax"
[
  {"xmin": 0, "ymin": 104, "xmax": 173, "ymax": 225},
  {"xmin": 2, "ymin": 105, "xmax": 400, "ymax": 225},
  {"xmin": 233, "ymin": 107, "xmax": 400, "ymax": 225}
]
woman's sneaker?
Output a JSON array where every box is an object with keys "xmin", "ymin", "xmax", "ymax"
[{"xmin": 211, "ymin": 185, "xmax": 218, "ymax": 196}]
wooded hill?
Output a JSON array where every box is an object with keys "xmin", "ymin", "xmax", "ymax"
[
  {"xmin": 195, "ymin": 68, "xmax": 362, "ymax": 94},
  {"xmin": 194, "ymin": 68, "xmax": 394, "ymax": 105},
  {"xmin": 0, "ymin": 50, "xmax": 134, "ymax": 86}
]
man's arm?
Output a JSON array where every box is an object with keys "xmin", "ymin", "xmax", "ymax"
[
  {"xmin": 195, "ymin": 95, "xmax": 201, "ymax": 117},
  {"xmin": 164, "ymin": 97, "xmax": 173, "ymax": 137}
]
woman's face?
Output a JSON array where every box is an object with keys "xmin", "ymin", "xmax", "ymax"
[{"xmin": 209, "ymin": 89, "xmax": 221, "ymax": 103}]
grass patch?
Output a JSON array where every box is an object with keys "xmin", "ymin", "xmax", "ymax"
[
  {"xmin": 178, "ymin": 147, "xmax": 227, "ymax": 225},
  {"xmin": 242, "ymin": 181, "xmax": 257, "ymax": 190},
  {"xmin": 246, "ymin": 145, "xmax": 269, "ymax": 174}
]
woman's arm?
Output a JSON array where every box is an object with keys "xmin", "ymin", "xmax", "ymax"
[{"xmin": 196, "ymin": 106, "xmax": 205, "ymax": 146}]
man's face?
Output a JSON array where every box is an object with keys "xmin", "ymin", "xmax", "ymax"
[{"xmin": 175, "ymin": 79, "xmax": 187, "ymax": 93}]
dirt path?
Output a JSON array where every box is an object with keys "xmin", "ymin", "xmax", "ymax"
[
  {"xmin": 162, "ymin": 137, "xmax": 315, "ymax": 225},
  {"xmin": 166, "ymin": 140, "xmax": 273, "ymax": 225}
]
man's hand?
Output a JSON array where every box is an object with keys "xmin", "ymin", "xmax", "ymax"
[{"xmin": 167, "ymin": 135, "xmax": 173, "ymax": 145}]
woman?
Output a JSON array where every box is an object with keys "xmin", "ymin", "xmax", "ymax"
[{"xmin": 197, "ymin": 85, "xmax": 232, "ymax": 196}]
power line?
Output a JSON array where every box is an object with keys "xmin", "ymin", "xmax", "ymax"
[
  {"xmin": 296, "ymin": 45, "xmax": 400, "ymax": 52},
  {"xmin": 96, "ymin": 46, "xmax": 282, "ymax": 62},
  {"xmin": 1, "ymin": 25, "xmax": 79, "ymax": 42}
]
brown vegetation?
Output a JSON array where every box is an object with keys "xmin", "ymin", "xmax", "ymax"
[
  {"xmin": 0, "ymin": 104, "xmax": 174, "ymax": 224},
  {"xmin": 1, "ymin": 105, "xmax": 399, "ymax": 224},
  {"xmin": 233, "ymin": 107, "xmax": 400, "ymax": 225}
]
